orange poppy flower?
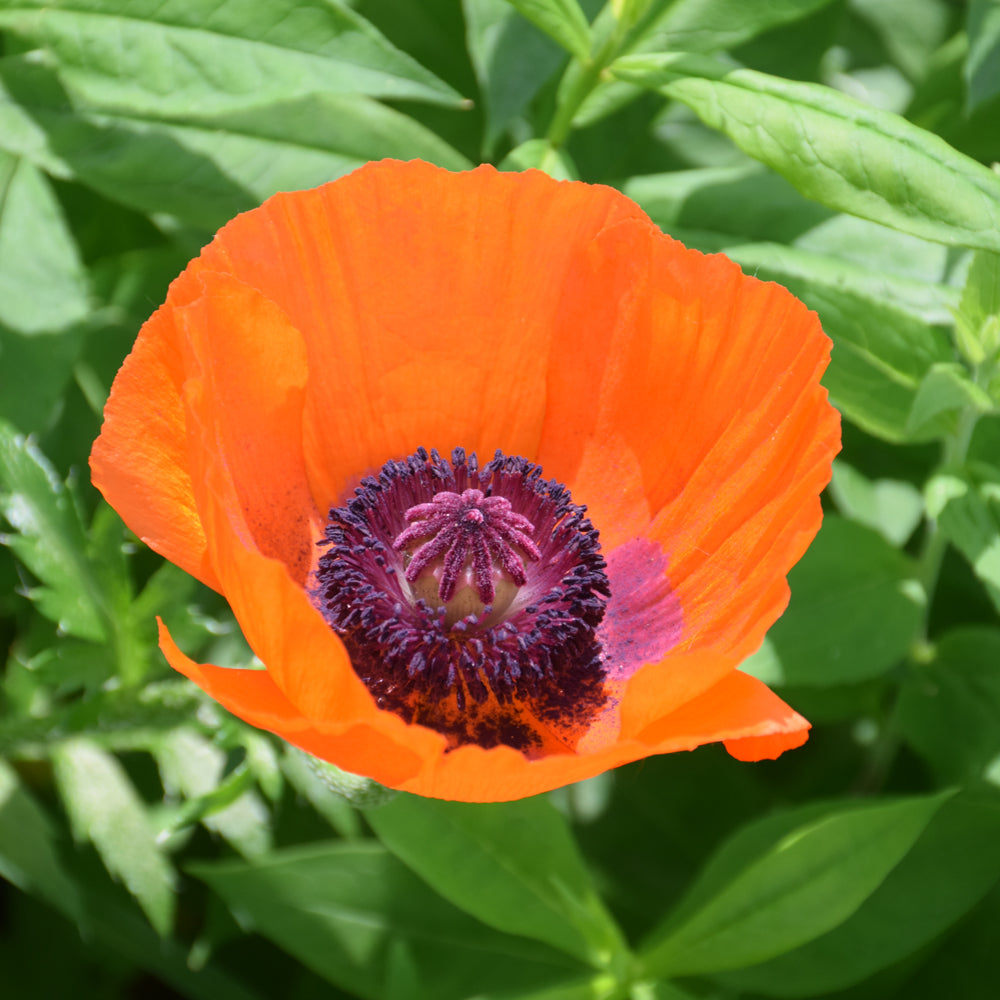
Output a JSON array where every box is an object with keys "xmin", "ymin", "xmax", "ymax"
[{"xmin": 91, "ymin": 159, "xmax": 839, "ymax": 802}]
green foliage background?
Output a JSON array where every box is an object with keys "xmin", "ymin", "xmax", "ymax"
[{"xmin": 2, "ymin": 1, "xmax": 1000, "ymax": 997}]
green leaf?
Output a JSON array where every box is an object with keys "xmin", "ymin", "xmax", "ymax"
[
  {"xmin": 367, "ymin": 794, "xmax": 626, "ymax": 968},
  {"xmin": 280, "ymin": 746, "xmax": 363, "ymax": 840},
  {"xmin": 0, "ymin": 420, "xmax": 107, "ymax": 640},
  {"xmin": 612, "ymin": 51, "xmax": 1000, "ymax": 252},
  {"xmin": 504, "ymin": 0, "xmax": 592, "ymax": 61},
  {"xmin": 499, "ymin": 138, "xmax": 579, "ymax": 178},
  {"xmin": 625, "ymin": 164, "xmax": 833, "ymax": 245},
  {"xmin": 967, "ymin": 0, "xmax": 1000, "ymax": 112},
  {"xmin": 0, "ymin": 150, "xmax": 89, "ymax": 334},
  {"xmin": 828, "ymin": 460, "xmax": 924, "ymax": 547},
  {"xmin": 741, "ymin": 516, "xmax": 924, "ymax": 687},
  {"xmin": 52, "ymin": 737, "xmax": 176, "ymax": 936},
  {"xmin": 155, "ymin": 728, "xmax": 272, "ymax": 859},
  {"xmin": 728, "ymin": 239, "xmax": 958, "ymax": 326},
  {"xmin": 715, "ymin": 788, "xmax": 1000, "ymax": 996},
  {"xmin": 0, "ymin": 55, "xmax": 471, "ymax": 229},
  {"xmin": 0, "ymin": 0, "xmax": 463, "ymax": 113},
  {"xmin": 926, "ymin": 468, "xmax": 1000, "ymax": 611},
  {"xmin": 464, "ymin": 0, "xmax": 566, "ymax": 154},
  {"xmin": 732, "ymin": 251, "xmax": 953, "ymax": 442},
  {"xmin": 575, "ymin": 0, "xmax": 837, "ymax": 126},
  {"xmin": 906, "ymin": 362, "xmax": 994, "ymax": 438},
  {"xmin": 638, "ymin": 792, "xmax": 952, "ymax": 978},
  {"xmin": 190, "ymin": 842, "xmax": 587, "ymax": 1000},
  {"xmin": 900, "ymin": 627, "xmax": 1000, "ymax": 783},
  {"xmin": 955, "ymin": 249, "xmax": 1000, "ymax": 367},
  {"xmin": 0, "ymin": 759, "xmax": 86, "ymax": 926}
]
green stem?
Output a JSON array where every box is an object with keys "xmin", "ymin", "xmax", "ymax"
[{"xmin": 547, "ymin": 21, "xmax": 628, "ymax": 150}]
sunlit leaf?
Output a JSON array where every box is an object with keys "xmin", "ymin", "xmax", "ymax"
[
  {"xmin": 828, "ymin": 460, "xmax": 924, "ymax": 547},
  {"xmin": 0, "ymin": 0, "xmax": 463, "ymax": 112},
  {"xmin": 613, "ymin": 51, "xmax": 1000, "ymax": 252},
  {"xmin": 52, "ymin": 738, "xmax": 176, "ymax": 936},
  {"xmin": 0, "ymin": 420, "xmax": 106, "ymax": 639}
]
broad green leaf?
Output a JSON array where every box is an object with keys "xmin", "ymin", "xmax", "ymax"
[
  {"xmin": 499, "ymin": 138, "xmax": 579, "ymax": 178},
  {"xmin": 0, "ymin": 759, "xmax": 86, "ymax": 926},
  {"xmin": 899, "ymin": 627, "xmax": 1000, "ymax": 783},
  {"xmin": 828, "ymin": 460, "xmax": 924, "ymax": 547},
  {"xmin": 715, "ymin": 788, "xmax": 1000, "ymax": 996},
  {"xmin": 367, "ymin": 794, "xmax": 625, "ymax": 968},
  {"xmin": 638, "ymin": 792, "xmax": 951, "ymax": 978},
  {"xmin": 0, "ymin": 55, "xmax": 471, "ymax": 229},
  {"xmin": 156, "ymin": 728, "xmax": 271, "ymax": 859},
  {"xmin": 52, "ymin": 737, "xmax": 176, "ymax": 936},
  {"xmin": 0, "ymin": 0, "xmax": 463, "ymax": 113},
  {"xmin": 574, "ymin": 0, "xmax": 836, "ymax": 126},
  {"xmin": 728, "ymin": 240, "xmax": 958, "ymax": 326},
  {"xmin": 624, "ymin": 165, "xmax": 832, "ymax": 245},
  {"xmin": 926, "ymin": 469, "xmax": 1000, "ymax": 611},
  {"xmin": 967, "ymin": 0, "xmax": 1000, "ymax": 112},
  {"xmin": 741, "ymin": 517, "xmax": 924, "ymax": 687},
  {"xmin": 505, "ymin": 0, "xmax": 592, "ymax": 61},
  {"xmin": 612, "ymin": 51, "xmax": 1000, "ymax": 252},
  {"xmin": 906, "ymin": 362, "xmax": 994, "ymax": 438},
  {"xmin": 0, "ymin": 150, "xmax": 88, "ymax": 333},
  {"xmin": 190, "ymin": 842, "xmax": 587, "ymax": 1000},
  {"xmin": 0, "ymin": 420, "xmax": 107, "ymax": 639},
  {"xmin": 464, "ymin": 0, "xmax": 566, "ymax": 154},
  {"xmin": 724, "ymin": 257, "xmax": 953, "ymax": 441}
]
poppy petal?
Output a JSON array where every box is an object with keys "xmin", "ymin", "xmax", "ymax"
[
  {"xmin": 157, "ymin": 621, "xmax": 427, "ymax": 787},
  {"xmin": 173, "ymin": 272, "xmax": 321, "ymax": 583},
  {"xmin": 90, "ymin": 266, "xmax": 219, "ymax": 589},
  {"xmin": 194, "ymin": 161, "xmax": 649, "ymax": 508}
]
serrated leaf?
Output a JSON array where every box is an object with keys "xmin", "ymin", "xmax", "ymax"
[
  {"xmin": 156, "ymin": 728, "xmax": 271, "ymax": 859},
  {"xmin": 966, "ymin": 0, "xmax": 1000, "ymax": 113},
  {"xmin": 612, "ymin": 51, "xmax": 1000, "ymax": 252},
  {"xmin": 828, "ymin": 460, "xmax": 924, "ymax": 547},
  {"xmin": 190, "ymin": 842, "xmax": 587, "ymax": 1000},
  {"xmin": 0, "ymin": 149, "xmax": 89, "ymax": 334},
  {"xmin": 52, "ymin": 738, "xmax": 176, "ymax": 936},
  {"xmin": 0, "ymin": 759, "xmax": 86, "ymax": 926},
  {"xmin": 367, "ymin": 794, "xmax": 626, "ymax": 968},
  {"xmin": 0, "ymin": 55, "xmax": 471, "ymax": 229},
  {"xmin": 0, "ymin": 420, "xmax": 107, "ymax": 639},
  {"xmin": 505, "ymin": 0, "xmax": 592, "ymax": 61},
  {"xmin": 740, "ymin": 516, "xmax": 924, "ymax": 687},
  {"xmin": 638, "ymin": 792, "xmax": 952, "ymax": 978},
  {"xmin": 0, "ymin": 0, "xmax": 463, "ymax": 113}
]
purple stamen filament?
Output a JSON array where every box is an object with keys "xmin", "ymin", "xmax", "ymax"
[{"xmin": 393, "ymin": 488, "xmax": 541, "ymax": 605}]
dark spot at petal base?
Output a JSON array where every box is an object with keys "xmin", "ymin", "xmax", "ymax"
[{"xmin": 312, "ymin": 448, "xmax": 611, "ymax": 755}]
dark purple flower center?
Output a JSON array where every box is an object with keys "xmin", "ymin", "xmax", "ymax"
[{"xmin": 313, "ymin": 448, "xmax": 611, "ymax": 755}]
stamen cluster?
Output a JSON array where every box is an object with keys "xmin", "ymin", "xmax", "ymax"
[{"xmin": 313, "ymin": 448, "xmax": 611, "ymax": 754}]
